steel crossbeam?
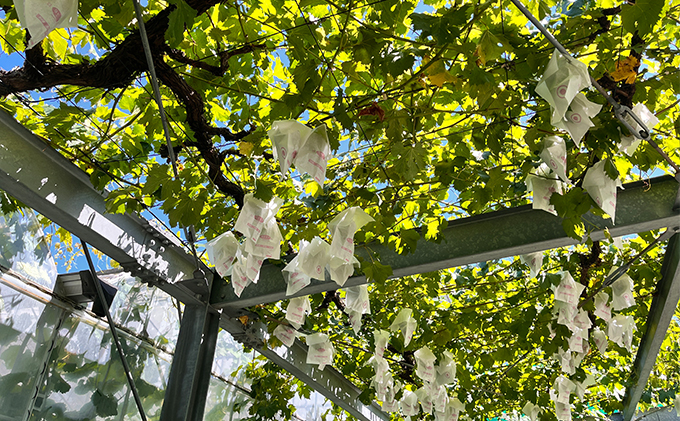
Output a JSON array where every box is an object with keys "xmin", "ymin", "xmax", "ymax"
[{"xmin": 212, "ymin": 176, "xmax": 680, "ymax": 310}]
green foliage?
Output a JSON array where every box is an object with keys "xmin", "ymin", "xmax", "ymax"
[
  {"xmin": 620, "ymin": 0, "xmax": 665, "ymax": 36},
  {"xmin": 0, "ymin": 191, "xmax": 22, "ymax": 215},
  {"xmin": 2, "ymin": 0, "xmax": 680, "ymax": 419},
  {"xmin": 362, "ymin": 260, "xmax": 393, "ymax": 284},
  {"xmin": 167, "ymin": 0, "xmax": 197, "ymax": 48},
  {"xmin": 92, "ymin": 389, "xmax": 118, "ymax": 417},
  {"xmin": 241, "ymin": 359, "xmax": 309, "ymax": 420}
]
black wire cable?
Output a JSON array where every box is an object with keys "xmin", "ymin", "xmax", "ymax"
[{"xmin": 81, "ymin": 239, "xmax": 148, "ymax": 421}]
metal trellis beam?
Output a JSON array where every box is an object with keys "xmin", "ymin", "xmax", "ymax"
[
  {"xmin": 622, "ymin": 232, "xmax": 680, "ymax": 421},
  {"xmin": 0, "ymin": 110, "xmax": 204, "ymax": 301},
  {"xmin": 0, "ymin": 110, "xmax": 387, "ymax": 421},
  {"xmin": 212, "ymin": 176, "xmax": 680, "ymax": 310},
  {"xmin": 258, "ymin": 340, "xmax": 387, "ymax": 421},
  {"xmin": 218, "ymin": 316, "xmax": 388, "ymax": 421}
]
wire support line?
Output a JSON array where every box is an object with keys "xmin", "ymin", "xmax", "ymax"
[
  {"xmin": 578, "ymin": 227, "xmax": 677, "ymax": 308},
  {"xmin": 131, "ymin": 0, "xmax": 179, "ymax": 176},
  {"xmin": 292, "ymin": 0, "xmax": 399, "ymax": 197},
  {"xmin": 74, "ymin": 16, "xmax": 226, "ymax": 252},
  {"xmin": 508, "ymin": 0, "xmax": 680, "ymax": 178},
  {"xmin": 81, "ymin": 239, "xmax": 148, "ymax": 421},
  {"xmin": 132, "ymin": 0, "xmax": 202, "ymax": 271}
]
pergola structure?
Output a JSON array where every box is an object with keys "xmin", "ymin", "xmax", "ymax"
[{"xmin": 0, "ymin": 108, "xmax": 678, "ymax": 421}]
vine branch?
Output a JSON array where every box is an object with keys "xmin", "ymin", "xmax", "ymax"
[{"xmin": 0, "ymin": 0, "xmax": 257, "ymax": 207}]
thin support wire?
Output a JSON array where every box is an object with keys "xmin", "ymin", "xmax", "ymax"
[
  {"xmin": 508, "ymin": 0, "xmax": 680, "ymax": 177},
  {"xmin": 81, "ymin": 239, "xmax": 148, "ymax": 421},
  {"xmin": 132, "ymin": 0, "xmax": 202, "ymax": 271},
  {"xmin": 131, "ymin": 0, "xmax": 179, "ymax": 175},
  {"xmin": 292, "ymin": 0, "xmax": 399, "ymax": 197},
  {"xmin": 578, "ymin": 228, "xmax": 676, "ymax": 307},
  {"xmin": 74, "ymin": 18, "xmax": 214, "ymax": 252}
]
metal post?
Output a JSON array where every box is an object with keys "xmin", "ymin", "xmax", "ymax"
[
  {"xmin": 160, "ymin": 304, "xmax": 220, "ymax": 421},
  {"xmin": 131, "ymin": 0, "xmax": 179, "ymax": 171},
  {"xmin": 131, "ymin": 0, "xmax": 201, "ymax": 261}
]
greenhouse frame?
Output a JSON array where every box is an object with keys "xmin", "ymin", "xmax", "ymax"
[
  {"xmin": 1, "ymin": 0, "xmax": 680, "ymax": 419},
  {"xmin": 0, "ymin": 109, "xmax": 678, "ymax": 420}
]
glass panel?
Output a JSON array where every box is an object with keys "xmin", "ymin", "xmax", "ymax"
[
  {"xmin": 204, "ymin": 377, "xmax": 251, "ymax": 421},
  {"xmin": 211, "ymin": 329, "xmax": 255, "ymax": 387},
  {"xmin": 0, "ymin": 281, "xmax": 63, "ymax": 421},
  {"xmin": 0, "ymin": 211, "xmax": 57, "ymax": 289},
  {"xmin": 29, "ymin": 311, "xmax": 174, "ymax": 421},
  {"xmin": 291, "ymin": 392, "xmax": 332, "ymax": 421},
  {"xmin": 0, "ymin": 208, "xmax": 334, "ymax": 421},
  {"xmin": 100, "ymin": 273, "xmax": 181, "ymax": 354}
]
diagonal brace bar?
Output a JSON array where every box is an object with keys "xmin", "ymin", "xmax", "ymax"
[
  {"xmin": 259, "ymin": 339, "xmax": 387, "ymax": 421},
  {"xmin": 622, "ymin": 231, "xmax": 680, "ymax": 421},
  {"xmin": 82, "ymin": 239, "xmax": 148, "ymax": 421}
]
